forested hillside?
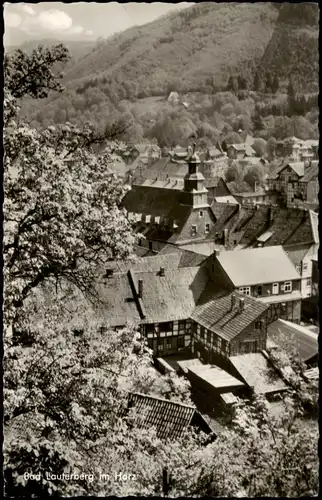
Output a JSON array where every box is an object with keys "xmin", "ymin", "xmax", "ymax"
[{"xmin": 18, "ymin": 2, "xmax": 319, "ymax": 146}]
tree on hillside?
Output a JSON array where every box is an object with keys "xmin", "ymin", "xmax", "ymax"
[
  {"xmin": 271, "ymin": 73, "xmax": 280, "ymax": 94},
  {"xmin": 252, "ymin": 138, "xmax": 267, "ymax": 158},
  {"xmin": 227, "ymin": 75, "xmax": 238, "ymax": 93},
  {"xmin": 266, "ymin": 136, "xmax": 277, "ymax": 160},
  {"xmin": 253, "ymin": 72, "xmax": 262, "ymax": 92},
  {"xmin": 287, "ymin": 79, "xmax": 296, "ymax": 98},
  {"xmin": 265, "ymin": 72, "xmax": 273, "ymax": 93},
  {"xmin": 237, "ymin": 75, "xmax": 248, "ymax": 91},
  {"xmin": 244, "ymin": 164, "xmax": 266, "ymax": 189}
]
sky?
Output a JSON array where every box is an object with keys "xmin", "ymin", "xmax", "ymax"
[{"xmin": 4, "ymin": 2, "xmax": 192, "ymax": 46}]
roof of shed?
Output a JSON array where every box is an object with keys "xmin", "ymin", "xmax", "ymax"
[
  {"xmin": 191, "ymin": 292, "xmax": 268, "ymax": 341},
  {"xmin": 186, "ymin": 363, "xmax": 245, "ymax": 390},
  {"xmin": 126, "ymin": 392, "xmax": 212, "ymax": 439},
  {"xmin": 229, "ymin": 353, "xmax": 287, "ymax": 394},
  {"xmin": 216, "ymin": 246, "xmax": 300, "ymax": 286}
]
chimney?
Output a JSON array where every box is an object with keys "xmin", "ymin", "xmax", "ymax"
[
  {"xmin": 239, "ymin": 297, "xmax": 245, "ymax": 312},
  {"xmin": 214, "ymin": 249, "xmax": 220, "ymax": 258},
  {"xmin": 159, "ymin": 267, "xmax": 165, "ymax": 276},
  {"xmin": 231, "ymin": 294, "xmax": 237, "ymax": 310},
  {"xmin": 138, "ymin": 279, "xmax": 143, "ymax": 298}
]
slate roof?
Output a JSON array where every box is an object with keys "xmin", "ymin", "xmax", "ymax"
[
  {"xmin": 131, "ymin": 267, "xmax": 208, "ymax": 323},
  {"xmin": 229, "ymin": 353, "xmax": 288, "ymax": 394},
  {"xmin": 216, "ymin": 246, "xmax": 300, "ymax": 287},
  {"xmin": 191, "ymin": 292, "xmax": 269, "ymax": 341},
  {"xmin": 123, "ymin": 185, "xmax": 182, "ymax": 218},
  {"xmin": 267, "ymin": 319, "xmax": 318, "ymax": 363},
  {"xmin": 126, "ymin": 392, "xmax": 213, "ymax": 439}
]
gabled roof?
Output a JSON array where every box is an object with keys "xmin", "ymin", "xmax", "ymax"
[
  {"xmin": 267, "ymin": 319, "xmax": 318, "ymax": 363},
  {"xmin": 229, "ymin": 353, "xmax": 287, "ymax": 395},
  {"xmin": 131, "ymin": 266, "xmax": 209, "ymax": 323},
  {"xmin": 191, "ymin": 292, "xmax": 268, "ymax": 341},
  {"xmin": 216, "ymin": 246, "xmax": 300, "ymax": 286},
  {"xmin": 126, "ymin": 392, "xmax": 213, "ymax": 439}
]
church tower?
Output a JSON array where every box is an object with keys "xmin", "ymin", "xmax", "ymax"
[{"xmin": 183, "ymin": 145, "xmax": 209, "ymax": 208}]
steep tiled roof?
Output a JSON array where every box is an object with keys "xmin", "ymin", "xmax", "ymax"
[
  {"xmin": 191, "ymin": 292, "xmax": 268, "ymax": 341},
  {"xmin": 216, "ymin": 246, "xmax": 300, "ymax": 286},
  {"xmin": 131, "ymin": 267, "xmax": 209, "ymax": 323},
  {"xmin": 126, "ymin": 392, "xmax": 213, "ymax": 439},
  {"xmin": 267, "ymin": 319, "xmax": 318, "ymax": 363},
  {"xmin": 158, "ymin": 245, "xmax": 207, "ymax": 267},
  {"xmin": 229, "ymin": 353, "xmax": 287, "ymax": 394}
]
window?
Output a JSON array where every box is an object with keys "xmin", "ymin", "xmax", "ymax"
[
  {"xmin": 239, "ymin": 286, "xmax": 251, "ymax": 296},
  {"xmin": 296, "ymin": 264, "xmax": 301, "ymax": 274},
  {"xmin": 200, "ymin": 327, "xmax": 205, "ymax": 339},
  {"xmin": 272, "ymin": 283, "xmax": 279, "ymax": 295},
  {"xmin": 166, "ymin": 341, "xmax": 172, "ymax": 350},
  {"xmin": 302, "ymin": 262, "xmax": 308, "ymax": 272},
  {"xmin": 159, "ymin": 322, "xmax": 172, "ymax": 333},
  {"xmin": 191, "ymin": 225, "xmax": 197, "ymax": 236},
  {"xmin": 284, "ymin": 281, "xmax": 292, "ymax": 293},
  {"xmin": 306, "ymin": 278, "xmax": 312, "ymax": 287},
  {"xmin": 146, "ymin": 324, "xmax": 155, "ymax": 335},
  {"xmin": 178, "ymin": 320, "xmax": 185, "ymax": 330},
  {"xmin": 205, "ymin": 223, "xmax": 210, "ymax": 234},
  {"xmin": 199, "ymin": 210, "xmax": 204, "ymax": 217},
  {"xmin": 255, "ymin": 321, "xmax": 262, "ymax": 330},
  {"xmin": 256, "ymin": 285, "xmax": 263, "ymax": 297},
  {"xmin": 207, "ymin": 331, "xmax": 211, "ymax": 343},
  {"xmin": 158, "ymin": 342, "xmax": 164, "ymax": 351},
  {"xmin": 148, "ymin": 241, "xmax": 153, "ymax": 250},
  {"xmin": 178, "ymin": 336, "xmax": 185, "ymax": 348},
  {"xmin": 241, "ymin": 340, "xmax": 258, "ymax": 354}
]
